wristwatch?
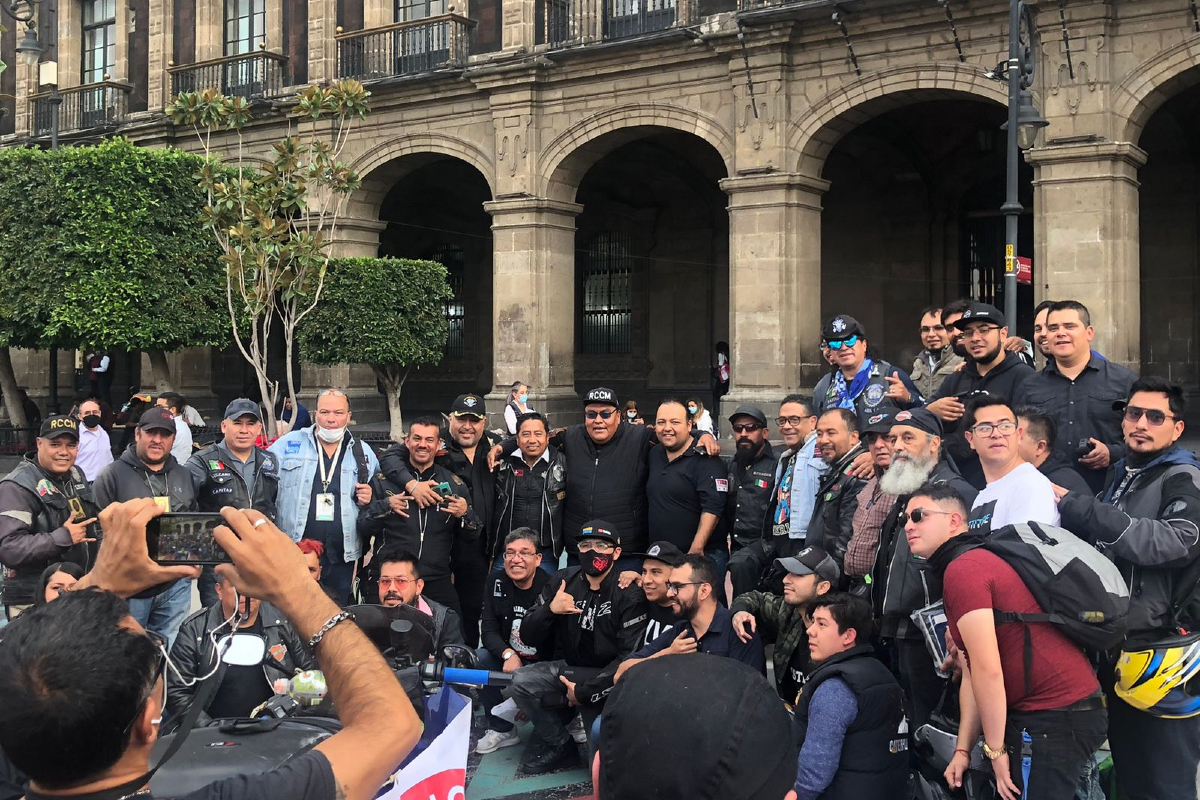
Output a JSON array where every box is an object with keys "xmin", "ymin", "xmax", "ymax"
[
  {"xmin": 502, "ymin": 649, "xmax": 517, "ymax": 661},
  {"xmin": 982, "ymin": 742, "xmax": 1006, "ymax": 760}
]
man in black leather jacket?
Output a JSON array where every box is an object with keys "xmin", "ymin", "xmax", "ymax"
[{"xmin": 166, "ymin": 570, "xmax": 315, "ymax": 729}]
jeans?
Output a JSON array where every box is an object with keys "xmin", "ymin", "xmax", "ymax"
[
  {"xmin": 475, "ymin": 647, "xmax": 515, "ymax": 733},
  {"xmin": 1106, "ymin": 683, "xmax": 1200, "ymax": 800},
  {"xmin": 453, "ymin": 539, "xmax": 488, "ymax": 648},
  {"xmin": 1004, "ymin": 702, "xmax": 1108, "ymax": 800},
  {"xmin": 320, "ymin": 556, "xmax": 355, "ymax": 607},
  {"xmin": 127, "ymin": 578, "xmax": 192, "ymax": 649},
  {"xmin": 707, "ymin": 549, "xmax": 729, "ymax": 605},
  {"xmin": 510, "ymin": 660, "xmax": 575, "ymax": 747},
  {"xmin": 491, "ymin": 546, "xmax": 559, "ymax": 576}
]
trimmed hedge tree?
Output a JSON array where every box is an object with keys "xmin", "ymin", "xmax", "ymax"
[{"xmin": 298, "ymin": 257, "xmax": 453, "ymax": 442}]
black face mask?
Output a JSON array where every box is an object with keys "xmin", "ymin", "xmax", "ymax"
[
  {"xmin": 581, "ymin": 552, "xmax": 614, "ymax": 577},
  {"xmin": 82, "ymin": 414, "xmax": 102, "ymax": 429}
]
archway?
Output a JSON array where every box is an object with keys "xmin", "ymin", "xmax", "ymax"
[
  {"xmin": 817, "ymin": 95, "xmax": 1033, "ymax": 371},
  {"xmin": 1138, "ymin": 74, "xmax": 1200, "ymax": 386},
  {"xmin": 567, "ymin": 128, "xmax": 729, "ymax": 410}
]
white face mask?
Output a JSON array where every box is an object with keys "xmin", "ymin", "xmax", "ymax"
[{"xmin": 316, "ymin": 425, "xmax": 346, "ymax": 444}]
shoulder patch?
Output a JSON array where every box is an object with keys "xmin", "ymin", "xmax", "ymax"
[{"xmin": 715, "ymin": 478, "xmax": 729, "ymax": 492}]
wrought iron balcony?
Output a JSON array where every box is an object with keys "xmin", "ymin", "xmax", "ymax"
[
  {"xmin": 30, "ymin": 81, "xmax": 131, "ymax": 137},
  {"xmin": 336, "ymin": 14, "xmax": 476, "ymax": 81},
  {"xmin": 168, "ymin": 51, "xmax": 288, "ymax": 100},
  {"xmin": 537, "ymin": 0, "xmax": 681, "ymax": 47}
]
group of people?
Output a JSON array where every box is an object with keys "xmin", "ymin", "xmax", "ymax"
[{"xmin": 0, "ymin": 296, "xmax": 1197, "ymax": 800}]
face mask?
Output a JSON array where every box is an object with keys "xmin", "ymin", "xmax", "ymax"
[
  {"xmin": 626, "ymin": 411, "xmax": 637, "ymax": 419},
  {"xmin": 82, "ymin": 414, "xmax": 102, "ymax": 429},
  {"xmin": 687, "ymin": 406, "xmax": 698, "ymax": 415},
  {"xmin": 316, "ymin": 425, "xmax": 346, "ymax": 444},
  {"xmin": 518, "ymin": 394, "xmax": 528, "ymax": 404},
  {"xmin": 581, "ymin": 552, "xmax": 613, "ymax": 577}
]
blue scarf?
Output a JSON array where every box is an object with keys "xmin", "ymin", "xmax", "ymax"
[{"xmin": 830, "ymin": 358, "xmax": 874, "ymax": 410}]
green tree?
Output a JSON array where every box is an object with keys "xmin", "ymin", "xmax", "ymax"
[
  {"xmin": 298, "ymin": 257, "xmax": 453, "ymax": 442},
  {"xmin": 166, "ymin": 82, "xmax": 370, "ymax": 437},
  {"xmin": 0, "ymin": 140, "xmax": 227, "ymax": 425}
]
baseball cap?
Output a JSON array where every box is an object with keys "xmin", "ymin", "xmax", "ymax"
[
  {"xmin": 629, "ymin": 540, "xmax": 685, "ymax": 568},
  {"xmin": 950, "ymin": 302, "xmax": 1005, "ymax": 330},
  {"xmin": 223, "ymin": 398, "xmax": 262, "ymax": 421},
  {"xmin": 728, "ymin": 404, "xmax": 768, "ymax": 427},
  {"xmin": 890, "ymin": 407, "xmax": 943, "ymax": 438},
  {"xmin": 775, "ymin": 545, "xmax": 841, "ymax": 586},
  {"xmin": 449, "ymin": 393, "xmax": 486, "ymax": 418},
  {"xmin": 578, "ymin": 519, "xmax": 619, "ymax": 546},
  {"xmin": 137, "ymin": 407, "xmax": 176, "ymax": 434},
  {"xmin": 822, "ymin": 314, "xmax": 866, "ymax": 342},
  {"xmin": 39, "ymin": 415, "xmax": 79, "ymax": 441},
  {"xmin": 598, "ymin": 656, "xmax": 797, "ymax": 800},
  {"xmin": 585, "ymin": 387, "xmax": 619, "ymax": 408},
  {"xmin": 862, "ymin": 411, "xmax": 895, "ymax": 435}
]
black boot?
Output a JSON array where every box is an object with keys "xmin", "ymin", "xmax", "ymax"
[{"xmin": 520, "ymin": 739, "xmax": 581, "ymax": 775}]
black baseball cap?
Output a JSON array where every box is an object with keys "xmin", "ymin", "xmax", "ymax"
[
  {"xmin": 890, "ymin": 407, "xmax": 943, "ymax": 438},
  {"xmin": 775, "ymin": 545, "xmax": 841, "ymax": 586},
  {"xmin": 578, "ymin": 519, "xmax": 619, "ymax": 546},
  {"xmin": 822, "ymin": 314, "xmax": 866, "ymax": 342},
  {"xmin": 137, "ymin": 407, "xmax": 176, "ymax": 434},
  {"xmin": 862, "ymin": 410, "xmax": 895, "ymax": 435},
  {"xmin": 629, "ymin": 540, "xmax": 685, "ymax": 568},
  {"xmin": 39, "ymin": 415, "xmax": 79, "ymax": 441},
  {"xmin": 585, "ymin": 387, "xmax": 619, "ymax": 408},
  {"xmin": 598, "ymin": 656, "xmax": 797, "ymax": 800},
  {"xmin": 223, "ymin": 398, "xmax": 262, "ymax": 421},
  {"xmin": 728, "ymin": 405, "xmax": 768, "ymax": 427},
  {"xmin": 449, "ymin": 393, "xmax": 486, "ymax": 418},
  {"xmin": 950, "ymin": 302, "xmax": 1005, "ymax": 329}
]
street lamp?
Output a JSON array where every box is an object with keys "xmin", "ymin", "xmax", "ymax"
[{"xmin": 15, "ymin": 24, "xmax": 43, "ymax": 65}]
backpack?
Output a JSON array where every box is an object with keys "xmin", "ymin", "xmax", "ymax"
[{"xmin": 983, "ymin": 521, "xmax": 1130, "ymax": 654}]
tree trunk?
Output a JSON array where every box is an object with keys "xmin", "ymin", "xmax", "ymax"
[
  {"xmin": 0, "ymin": 347, "xmax": 28, "ymax": 428},
  {"xmin": 147, "ymin": 351, "xmax": 175, "ymax": 393},
  {"xmin": 374, "ymin": 365, "xmax": 407, "ymax": 445}
]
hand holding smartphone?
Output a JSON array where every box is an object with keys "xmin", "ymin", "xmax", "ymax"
[{"xmin": 146, "ymin": 512, "xmax": 231, "ymax": 565}]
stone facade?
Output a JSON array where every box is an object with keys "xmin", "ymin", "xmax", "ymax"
[{"xmin": 5, "ymin": 0, "xmax": 1200, "ymax": 426}]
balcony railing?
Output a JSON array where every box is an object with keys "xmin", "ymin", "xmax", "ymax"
[
  {"xmin": 336, "ymin": 15, "xmax": 476, "ymax": 81},
  {"xmin": 537, "ymin": 0, "xmax": 680, "ymax": 47},
  {"xmin": 30, "ymin": 82, "xmax": 131, "ymax": 137},
  {"xmin": 168, "ymin": 51, "xmax": 288, "ymax": 100}
]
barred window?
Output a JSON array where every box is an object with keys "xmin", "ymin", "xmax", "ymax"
[
  {"xmin": 430, "ymin": 244, "xmax": 465, "ymax": 358},
  {"xmin": 580, "ymin": 232, "xmax": 633, "ymax": 355}
]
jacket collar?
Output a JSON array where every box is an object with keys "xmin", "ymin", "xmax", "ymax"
[{"xmin": 1104, "ymin": 444, "xmax": 1200, "ymax": 502}]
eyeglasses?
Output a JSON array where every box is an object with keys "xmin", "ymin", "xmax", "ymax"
[
  {"xmin": 827, "ymin": 336, "xmax": 859, "ymax": 350},
  {"xmin": 776, "ymin": 415, "xmax": 813, "ymax": 427},
  {"xmin": 898, "ymin": 507, "xmax": 954, "ymax": 526},
  {"xmin": 504, "ymin": 549, "xmax": 540, "ymax": 560},
  {"xmin": 732, "ymin": 423, "xmax": 763, "ymax": 433},
  {"xmin": 1124, "ymin": 406, "xmax": 1178, "ymax": 426},
  {"xmin": 122, "ymin": 632, "xmax": 168, "ymax": 738},
  {"xmin": 968, "ymin": 420, "xmax": 1017, "ymax": 437},
  {"xmin": 585, "ymin": 410, "xmax": 616, "ymax": 420},
  {"xmin": 665, "ymin": 581, "xmax": 706, "ymax": 595},
  {"xmin": 379, "ymin": 577, "xmax": 417, "ymax": 588},
  {"xmin": 962, "ymin": 325, "xmax": 1001, "ymax": 340},
  {"xmin": 577, "ymin": 541, "xmax": 615, "ymax": 553},
  {"xmin": 919, "ymin": 325, "xmax": 946, "ymax": 334}
]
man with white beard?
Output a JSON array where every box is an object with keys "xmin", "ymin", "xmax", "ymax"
[{"xmin": 861, "ymin": 408, "xmax": 977, "ymax": 728}]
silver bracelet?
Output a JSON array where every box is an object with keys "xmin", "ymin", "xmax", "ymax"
[{"xmin": 308, "ymin": 610, "xmax": 355, "ymax": 649}]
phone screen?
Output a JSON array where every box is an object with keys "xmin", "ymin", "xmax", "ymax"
[{"xmin": 147, "ymin": 513, "xmax": 230, "ymax": 565}]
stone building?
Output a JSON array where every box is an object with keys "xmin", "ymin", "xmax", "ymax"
[{"xmin": 2, "ymin": 0, "xmax": 1198, "ymax": 426}]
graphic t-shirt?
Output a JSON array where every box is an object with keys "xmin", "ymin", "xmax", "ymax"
[
  {"xmin": 508, "ymin": 582, "xmax": 543, "ymax": 658},
  {"xmin": 777, "ymin": 636, "xmax": 813, "ymax": 707},
  {"xmin": 641, "ymin": 602, "xmax": 678, "ymax": 648},
  {"xmin": 969, "ymin": 461, "xmax": 1060, "ymax": 532}
]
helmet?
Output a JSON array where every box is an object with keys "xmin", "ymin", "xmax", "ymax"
[{"xmin": 1114, "ymin": 633, "xmax": 1200, "ymax": 718}]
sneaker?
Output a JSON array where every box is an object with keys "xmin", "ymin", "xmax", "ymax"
[
  {"xmin": 567, "ymin": 714, "xmax": 587, "ymax": 744},
  {"xmin": 475, "ymin": 728, "xmax": 521, "ymax": 755},
  {"xmin": 521, "ymin": 740, "xmax": 582, "ymax": 775}
]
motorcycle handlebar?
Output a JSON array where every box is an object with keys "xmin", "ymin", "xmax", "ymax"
[{"xmin": 417, "ymin": 662, "xmax": 513, "ymax": 687}]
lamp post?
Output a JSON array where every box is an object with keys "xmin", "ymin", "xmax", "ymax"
[{"xmin": 999, "ymin": 0, "xmax": 1049, "ymax": 332}]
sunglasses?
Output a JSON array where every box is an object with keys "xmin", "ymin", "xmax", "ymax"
[
  {"xmin": 732, "ymin": 423, "xmax": 763, "ymax": 433},
  {"xmin": 586, "ymin": 409, "xmax": 616, "ymax": 420},
  {"xmin": 826, "ymin": 336, "xmax": 859, "ymax": 350},
  {"xmin": 898, "ymin": 507, "xmax": 953, "ymax": 526},
  {"xmin": 1123, "ymin": 406, "xmax": 1177, "ymax": 427}
]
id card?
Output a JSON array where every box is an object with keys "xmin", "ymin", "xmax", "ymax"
[
  {"xmin": 153, "ymin": 496, "xmax": 171, "ymax": 513},
  {"xmin": 315, "ymin": 492, "xmax": 336, "ymax": 522}
]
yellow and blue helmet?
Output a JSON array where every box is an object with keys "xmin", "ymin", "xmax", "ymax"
[{"xmin": 1115, "ymin": 633, "xmax": 1200, "ymax": 718}]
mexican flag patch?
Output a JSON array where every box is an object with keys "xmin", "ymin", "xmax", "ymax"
[
  {"xmin": 754, "ymin": 478, "xmax": 770, "ymax": 489},
  {"xmin": 208, "ymin": 460, "xmax": 226, "ymax": 471}
]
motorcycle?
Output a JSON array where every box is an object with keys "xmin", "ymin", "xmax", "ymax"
[
  {"xmin": 150, "ymin": 604, "xmax": 508, "ymax": 799},
  {"xmin": 909, "ymin": 707, "xmax": 998, "ymax": 800}
]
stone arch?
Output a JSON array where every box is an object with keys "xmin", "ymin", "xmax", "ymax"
[
  {"xmin": 790, "ymin": 62, "xmax": 1010, "ymax": 178},
  {"xmin": 351, "ymin": 132, "xmax": 496, "ymax": 203},
  {"xmin": 539, "ymin": 103, "xmax": 735, "ymax": 202},
  {"xmin": 1113, "ymin": 38, "xmax": 1200, "ymax": 145}
]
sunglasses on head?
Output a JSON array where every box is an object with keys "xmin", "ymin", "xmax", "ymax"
[
  {"xmin": 586, "ymin": 409, "xmax": 616, "ymax": 420},
  {"xmin": 898, "ymin": 507, "xmax": 953, "ymax": 526},
  {"xmin": 827, "ymin": 335, "xmax": 859, "ymax": 350}
]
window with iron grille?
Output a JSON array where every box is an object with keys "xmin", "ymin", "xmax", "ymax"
[
  {"xmin": 225, "ymin": 0, "xmax": 266, "ymax": 55},
  {"xmin": 81, "ymin": 0, "xmax": 116, "ymax": 84},
  {"xmin": 580, "ymin": 232, "xmax": 633, "ymax": 355},
  {"xmin": 430, "ymin": 245, "xmax": 465, "ymax": 358}
]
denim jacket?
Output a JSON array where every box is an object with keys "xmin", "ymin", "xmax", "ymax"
[{"xmin": 268, "ymin": 427, "xmax": 380, "ymax": 562}]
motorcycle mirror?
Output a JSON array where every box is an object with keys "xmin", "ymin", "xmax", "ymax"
[{"xmin": 219, "ymin": 633, "xmax": 267, "ymax": 667}]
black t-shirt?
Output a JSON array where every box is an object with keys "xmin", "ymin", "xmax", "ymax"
[
  {"xmin": 576, "ymin": 585, "xmax": 603, "ymax": 665},
  {"xmin": 645, "ymin": 447, "xmax": 729, "ymax": 552},
  {"xmin": 507, "ymin": 581, "xmax": 544, "ymax": 658},
  {"xmin": 169, "ymin": 750, "xmax": 335, "ymax": 800},
  {"xmin": 777, "ymin": 639, "xmax": 813, "ymax": 706},
  {"xmin": 641, "ymin": 602, "xmax": 677, "ymax": 648},
  {"xmin": 305, "ymin": 437, "xmax": 348, "ymax": 561},
  {"xmin": 205, "ymin": 618, "xmax": 273, "ymax": 719}
]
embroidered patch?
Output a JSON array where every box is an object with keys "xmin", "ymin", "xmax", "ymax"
[
  {"xmin": 754, "ymin": 478, "xmax": 770, "ymax": 489},
  {"xmin": 208, "ymin": 460, "xmax": 225, "ymax": 471},
  {"xmin": 831, "ymin": 317, "xmax": 847, "ymax": 333},
  {"xmin": 286, "ymin": 440, "xmax": 301, "ymax": 453},
  {"xmin": 865, "ymin": 383, "xmax": 887, "ymax": 406},
  {"xmin": 35, "ymin": 479, "xmax": 56, "ymax": 497},
  {"xmin": 715, "ymin": 478, "xmax": 729, "ymax": 492}
]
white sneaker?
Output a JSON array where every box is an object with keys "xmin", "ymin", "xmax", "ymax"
[
  {"xmin": 475, "ymin": 728, "xmax": 521, "ymax": 755},
  {"xmin": 568, "ymin": 714, "xmax": 587, "ymax": 744}
]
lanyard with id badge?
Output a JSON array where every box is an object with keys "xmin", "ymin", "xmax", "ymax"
[
  {"xmin": 316, "ymin": 436, "xmax": 345, "ymax": 522},
  {"xmin": 143, "ymin": 471, "xmax": 172, "ymax": 513}
]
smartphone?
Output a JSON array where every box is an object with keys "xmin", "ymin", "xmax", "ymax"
[
  {"xmin": 146, "ymin": 512, "xmax": 231, "ymax": 565},
  {"xmin": 436, "ymin": 481, "xmax": 454, "ymax": 510}
]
